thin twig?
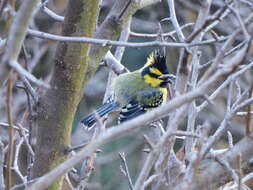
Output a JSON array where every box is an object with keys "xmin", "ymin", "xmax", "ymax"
[
  {"xmin": 245, "ymin": 84, "xmax": 253, "ymax": 135},
  {"xmin": 16, "ymin": 124, "xmax": 34, "ymax": 157},
  {"xmin": 197, "ymin": 53, "xmax": 253, "ymax": 113},
  {"xmin": 237, "ymin": 154, "xmax": 243, "ymax": 190},
  {"xmin": 227, "ymin": 131, "xmax": 234, "ymax": 149},
  {"xmin": 237, "ymin": 111, "xmax": 253, "ymax": 116},
  {"xmin": 0, "ymin": 122, "xmax": 28, "ymax": 132},
  {"xmin": 172, "ymin": 135, "xmax": 253, "ymax": 190},
  {"xmin": 200, "ymin": 96, "xmax": 253, "ymax": 159},
  {"xmin": 27, "ymin": 29, "xmax": 231, "ymax": 48},
  {"xmin": 119, "ymin": 152, "xmax": 134, "ymax": 190},
  {"xmin": 226, "ymin": 0, "xmax": 249, "ymax": 38},
  {"xmin": 223, "ymin": 172, "xmax": 253, "ymax": 190},
  {"xmin": 214, "ymin": 156, "xmax": 239, "ymax": 186},
  {"xmin": 227, "ymin": 81, "xmax": 234, "ymax": 112},
  {"xmin": 13, "ymin": 138, "xmax": 26, "ymax": 184},
  {"xmin": 0, "ymin": 0, "xmax": 41, "ymax": 87},
  {"xmin": 143, "ymin": 174, "xmax": 159, "ymax": 189},
  {"xmin": 8, "ymin": 60, "xmax": 50, "ymax": 88},
  {"xmin": 187, "ymin": 1, "xmax": 232, "ymax": 42},
  {"xmin": 64, "ymin": 174, "xmax": 74, "ymax": 190},
  {"xmin": 6, "ymin": 76, "xmax": 14, "ymax": 190},
  {"xmin": 199, "ymin": 12, "xmax": 253, "ymax": 83},
  {"xmin": 38, "ymin": 1, "xmax": 64, "ymax": 22},
  {"xmin": 169, "ymin": 130, "xmax": 200, "ymax": 138},
  {"xmin": 20, "ymin": 124, "xmax": 34, "ymax": 181},
  {"xmin": 27, "ymin": 28, "xmax": 187, "ymax": 47},
  {"xmin": 11, "ymin": 178, "xmax": 38, "ymax": 190},
  {"xmin": 67, "ymin": 142, "xmax": 89, "ymax": 152},
  {"xmin": 167, "ymin": 0, "xmax": 185, "ymax": 42},
  {"xmin": 130, "ymin": 23, "xmax": 194, "ymax": 38},
  {"xmin": 199, "ymin": 40, "xmax": 247, "ymax": 70},
  {"xmin": 23, "ymin": 82, "xmax": 34, "ymax": 180},
  {"xmin": 20, "ymin": 76, "xmax": 38, "ymax": 103},
  {"xmin": 0, "ymin": 140, "xmax": 5, "ymax": 190},
  {"xmin": 143, "ymin": 135, "xmax": 155, "ymax": 150}
]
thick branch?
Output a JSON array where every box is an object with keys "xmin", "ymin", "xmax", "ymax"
[{"xmin": 32, "ymin": 1, "xmax": 100, "ymax": 190}]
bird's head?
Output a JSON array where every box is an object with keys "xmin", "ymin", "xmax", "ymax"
[{"xmin": 141, "ymin": 51, "xmax": 174, "ymax": 88}]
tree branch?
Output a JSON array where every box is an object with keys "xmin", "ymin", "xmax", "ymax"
[{"xmin": 0, "ymin": 0, "xmax": 39, "ymax": 87}]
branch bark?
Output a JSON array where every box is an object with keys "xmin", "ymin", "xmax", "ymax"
[{"xmin": 32, "ymin": 1, "xmax": 100, "ymax": 190}]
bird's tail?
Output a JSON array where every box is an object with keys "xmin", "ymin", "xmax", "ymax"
[{"xmin": 81, "ymin": 102, "xmax": 119, "ymax": 130}]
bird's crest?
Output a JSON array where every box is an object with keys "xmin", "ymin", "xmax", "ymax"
[
  {"xmin": 141, "ymin": 51, "xmax": 172, "ymax": 88},
  {"xmin": 144, "ymin": 50, "xmax": 168, "ymax": 75}
]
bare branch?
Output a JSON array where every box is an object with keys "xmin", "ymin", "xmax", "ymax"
[
  {"xmin": 0, "ymin": 0, "xmax": 40, "ymax": 87},
  {"xmin": 9, "ymin": 60, "xmax": 49, "ymax": 88},
  {"xmin": 245, "ymin": 84, "xmax": 253, "ymax": 135},
  {"xmin": 214, "ymin": 156, "xmax": 240, "ymax": 187},
  {"xmin": 27, "ymin": 29, "xmax": 188, "ymax": 48},
  {"xmin": 6, "ymin": 77, "xmax": 14, "ymax": 190},
  {"xmin": 0, "ymin": 122, "xmax": 28, "ymax": 132},
  {"xmin": 26, "ymin": 29, "xmax": 234, "ymax": 48},
  {"xmin": 198, "ymin": 55, "xmax": 253, "ymax": 113},
  {"xmin": 167, "ymin": 0, "xmax": 185, "ymax": 42},
  {"xmin": 200, "ymin": 96, "xmax": 253, "ymax": 160},
  {"xmin": 226, "ymin": 0, "xmax": 250, "ymax": 38},
  {"xmin": 199, "ymin": 12, "xmax": 253, "ymax": 83},
  {"xmin": 227, "ymin": 131, "xmax": 234, "ymax": 149},
  {"xmin": 130, "ymin": 23, "xmax": 194, "ymax": 38},
  {"xmin": 119, "ymin": 152, "xmax": 134, "ymax": 190},
  {"xmin": 143, "ymin": 174, "xmax": 159, "ymax": 189},
  {"xmin": 0, "ymin": 140, "xmax": 5, "ymax": 190},
  {"xmin": 101, "ymin": 51, "xmax": 129, "ymax": 75},
  {"xmin": 172, "ymin": 134, "xmax": 253, "ymax": 190},
  {"xmin": 12, "ymin": 138, "xmax": 26, "ymax": 184},
  {"xmin": 38, "ymin": 2, "xmax": 64, "ymax": 22}
]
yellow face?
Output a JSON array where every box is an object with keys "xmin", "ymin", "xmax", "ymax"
[{"xmin": 143, "ymin": 68, "xmax": 164, "ymax": 87}]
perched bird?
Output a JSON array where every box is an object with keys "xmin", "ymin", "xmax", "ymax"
[{"xmin": 81, "ymin": 51, "xmax": 174, "ymax": 130}]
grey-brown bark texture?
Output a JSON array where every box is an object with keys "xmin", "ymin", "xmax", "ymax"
[{"xmin": 32, "ymin": 1, "xmax": 99, "ymax": 189}]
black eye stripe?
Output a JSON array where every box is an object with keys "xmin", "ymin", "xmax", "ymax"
[
  {"xmin": 141, "ymin": 67, "xmax": 160, "ymax": 79},
  {"xmin": 148, "ymin": 72, "xmax": 160, "ymax": 78}
]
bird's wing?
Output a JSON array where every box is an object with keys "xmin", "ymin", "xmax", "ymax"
[
  {"xmin": 118, "ymin": 90, "xmax": 164, "ymax": 123},
  {"xmin": 119, "ymin": 99, "xmax": 145, "ymax": 123}
]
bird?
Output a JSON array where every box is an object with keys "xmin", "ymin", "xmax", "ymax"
[{"xmin": 81, "ymin": 50, "xmax": 174, "ymax": 130}]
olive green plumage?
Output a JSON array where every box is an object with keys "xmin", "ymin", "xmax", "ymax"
[{"xmin": 81, "ymin": 51, "xmax": 174, "ymax": 129}]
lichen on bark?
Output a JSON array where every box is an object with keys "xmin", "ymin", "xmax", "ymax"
[{"xmin": 32, "ymin": 1, "xmax": 99, "ymax": 189}]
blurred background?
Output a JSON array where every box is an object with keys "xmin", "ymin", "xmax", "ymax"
[{"xmin": 0, "ymin": 0, "xmax": 252, "ymax": 189}]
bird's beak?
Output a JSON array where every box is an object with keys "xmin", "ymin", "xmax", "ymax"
[{"xmin": 158, "ymin": 74, "xmax": 176, "ymax": 83}]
